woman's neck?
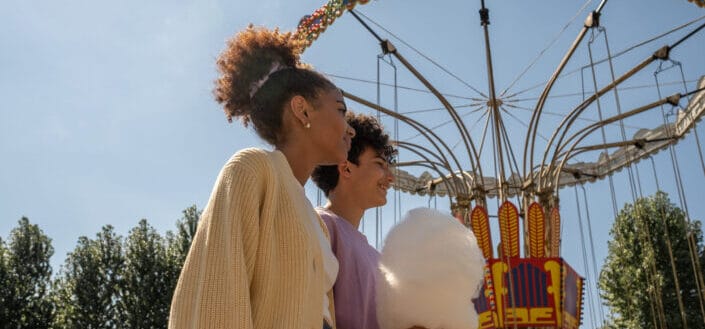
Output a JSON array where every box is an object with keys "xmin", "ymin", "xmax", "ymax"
[{"xmin": 276, "ymin": 144, "xmax": 315, "ymax": 186}]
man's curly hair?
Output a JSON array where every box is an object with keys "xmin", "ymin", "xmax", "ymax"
[
  {"xmin": 213, "ymin": 26, "xmax": 336, "ymax": 145},
  {"xmin": 312, "ymin": 112, "xmax": 397, "ymax": 196}
]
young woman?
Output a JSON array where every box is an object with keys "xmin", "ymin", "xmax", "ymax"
[{"xmin": 169, "ymin": 26, "xmax": 355, "ymax": 329}]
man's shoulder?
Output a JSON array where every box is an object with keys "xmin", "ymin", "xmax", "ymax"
[{"xmin": 316, "ymin": 208, "xmax": 338, "ymax": 227}]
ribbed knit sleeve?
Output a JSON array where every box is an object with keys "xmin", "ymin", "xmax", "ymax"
[
  {"xmin": 170, "ymin": 148, "xmax": 332, "ymax": 329},
  {"xmin": 169, "ymin": 149, "xmax": 270, "ymax": 329}
]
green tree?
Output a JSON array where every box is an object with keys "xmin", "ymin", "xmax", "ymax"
[
  {"xmin": 164, "ymin": 205, "xmax": 200, "ymax": 288},
  {"xmin": 120, "ymin": 219, "xmax": 172, "ymax": 329},
  {"xmin": 166, "ymin": 205, "xmax": 199, "ymax": 267},
  {"xmin": 52, "ymin": 226, "xmax": 124, "ymax": 329},
  {"xmin": 0, "ymin": 237, "xmax": 10, "ymax": 326},
  {"xmin": 0, "ymin": 218, "xmax": 54, "ymax": 329},
  {"xmin": 599, "ymin": 191, "xmax": 705, "ymax": 329}
]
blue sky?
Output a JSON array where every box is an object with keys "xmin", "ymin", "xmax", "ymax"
[{"xmin": 2, "ymin": 1, "xmax": 705, "ymax": 327}]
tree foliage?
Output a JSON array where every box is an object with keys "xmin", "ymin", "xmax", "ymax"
[
  {"xmin": 0, "ymin": 238, "xmax": 12, "ymax": 323},
  {"xmin": 166, "ymin": 205, "xmax": 199, "ymax": 268},
  {"xmin": 119, "ymin": 206, "xmax": 200, "ymax": 329},
  {"xmin": 121, "ymin": 219, "xmax": 171, "ymax": 329},
  {"xmin": 599, "ymin": 191, "xmax": 705, "ymax": 329},
  {"xmin": 1, "ymin": 206, "xmax": 200, "ymax": 328},
  {"xmin": 164, "ymin": 204, "xmax": 200, "ymax": 303},
  {"xmin": 0, "ymin": 237, "xmax": 9, "ymax": 325},
  {"xmin": 0, "ymin": 217, "xmax": 54, "ymax": 329},
  {"xmin": 52, "ymin": 226, "xmax": 125, "ymax": 329}
]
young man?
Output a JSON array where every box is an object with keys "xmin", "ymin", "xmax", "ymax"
[{"xmin": 312, "ymin": 112, "xmax": 396, "ymax": 329}]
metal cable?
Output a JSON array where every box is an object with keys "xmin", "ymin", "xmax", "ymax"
[
  {"xmin": 507, "ymin": 80, "xmax": 699, "ymax": 102},
  {"xmin": 498, "ymin": 108, "xmax": 523, "ymax": 187},
  {"xmin": 502, "ymin": 101, "xmax": 646, "ymax": 131},
  {"xmin": 352, "ymin": 9, "xmax": 488, "ymax": 98},
  {"xmin": 655, "ymin": 67, "xmax": 705, "ymax": 325},
  {"xmin": 327, "ymin": 73, "xmax": 481, "ymax": 101},
  {"xmin": 584, "ymin": 32, "xmax": 619, "ymax": 219},
  {"xmin": 580, "ymin": 184, "xmax": 608, "ymax": 326},
  {"xmin": 402, "ymin": 105, "xmax": 485, "ymax": 142},
  {"xmin": 574, "ymin": 185, "xmax": 600, "ymax": 328},
  {"xmin": 649, "ymin": 157, "xmax": 689, "ymax": 329},
  {"xmin": 397, "ymin": 103, "xmax": 481, "ymax": 116},
  {"xmin": 684, "ymin": 80, "xmax": 705, "ymax": 179},
  {"xmin": 501, "ymin": 0, "xmax": 594, "ymax": 96},
  {"xmin": 506, "ymin": 14, "xmax": 705, "ymax": 99},
  {"xmin": 476, "ymin": 108, "xmax": 491, "ymax": 159},
  {"xmin": 626, "ymin": 158, "xmax": 666, "ymax": 328},
  {"xmin": 600, "ymin": 27, "xmax": 642, "ymax": 203},
  {"xmin": 675, "ymin": 64, "xmax": 705, "ymax": 325}
]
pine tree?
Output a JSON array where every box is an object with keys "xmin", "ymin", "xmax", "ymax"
[
  {"xmin": 52, "ymin": 226, "xmax": 124, "ymax": 329},
  {"xmin": 0, "ymin": 218, "xmax": 54, "ymax": 329},
  {"xmin": 166, "ymin": 205, "xmax": 199, "ymax": 266},
  {"xmin": 0, "ymin": 237, "xmax": 11, "ymax": 326},
  {"xmin": 162, "ymin": 206, "xmax": 200, "ymax": 322},
  {"xmin": 120, "ymin": 219, "xmax": 171, "ymax": 329}
]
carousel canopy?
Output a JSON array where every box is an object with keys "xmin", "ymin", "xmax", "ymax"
[{"xmin": 392, "ymin": 76, "xmax": 705, "ymax": 198}]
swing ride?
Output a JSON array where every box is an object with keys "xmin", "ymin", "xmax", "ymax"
[{"xmin": 293, "ymin": 0, "xmax": 705, "ymax": 328}]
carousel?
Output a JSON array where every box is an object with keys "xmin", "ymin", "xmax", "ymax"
[{"xmin": 293, "ymin": 1, "xmax": 705, "ymax": 327}]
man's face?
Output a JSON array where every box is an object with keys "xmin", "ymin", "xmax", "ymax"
[{"xmin": 347, "ymin": 147, "xmax": 394, "ymax": 209}]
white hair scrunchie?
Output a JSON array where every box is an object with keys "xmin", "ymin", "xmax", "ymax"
[{"xmin": 249, "ymin": 62, "xmax": 289, "ymax": 99}]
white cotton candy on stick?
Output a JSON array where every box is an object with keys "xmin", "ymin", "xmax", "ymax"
[{"xmin": 376, "ymin": 207, "xmax": 485, "ymax": 329}]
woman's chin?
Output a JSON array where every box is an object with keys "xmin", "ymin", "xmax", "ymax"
[
  {"xmin": 335, "ymin": 151, "xmax": 349, "ymax": 163},
  {"xmin": 319, "ymin": 155, "xmax": 346, "ymax": 166}
]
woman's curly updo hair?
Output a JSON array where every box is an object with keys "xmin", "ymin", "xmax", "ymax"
[
  {"xmin": 214, "ymin": 26, "xmax": 336, "ymax": 145},
  {"xmin": 312, "ymin": 112, "xmax": 397, "ymax": 196}
]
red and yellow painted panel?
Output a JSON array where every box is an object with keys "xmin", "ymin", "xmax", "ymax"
[
  {"xmin": 471, "ymin": 205, "xmax": 493, "ymax": 259},
  {"xmin": 549, "ymin": 207, "xmax": 561, "ymax": 257},
  {"xmin": 473, "ymin": 258, "xmax": 584, "ymax": 329},
  {"xmin": 498, "ymin": 201, "xmax": 520, "ymax": 258},
  {"xmin": 527, "ymin": 202, "xmax": 545, "ymax": 258}
]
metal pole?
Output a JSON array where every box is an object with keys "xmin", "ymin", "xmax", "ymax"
[{"xmin": 479, "ymin": 0, "xmax": 506, "ymax": 201}]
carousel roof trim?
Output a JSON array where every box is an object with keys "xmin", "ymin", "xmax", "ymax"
[{"xmin": 392, "ymin": 76, "xmax": 705, "ymax": 198}]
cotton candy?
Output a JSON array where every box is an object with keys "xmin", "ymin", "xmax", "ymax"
[{"xmin": 376, "ymin": 207, "xmax": 485, "ymax": 329}]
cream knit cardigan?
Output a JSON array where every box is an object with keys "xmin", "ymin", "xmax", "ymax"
[{"xmin": 169, "ymin": 148, "xmax": 336, "ymax": 329}]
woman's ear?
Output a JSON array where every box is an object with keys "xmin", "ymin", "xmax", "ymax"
[{"xmin": 289, "ymin": 95, "xmax": 311, "ymax": 127}]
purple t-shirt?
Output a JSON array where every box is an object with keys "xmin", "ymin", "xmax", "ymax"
[{"xmin": 317, "ymin": 207, "xmax": 380, "ymax": 329}]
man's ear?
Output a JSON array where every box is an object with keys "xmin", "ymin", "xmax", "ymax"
[
  {"xmin": 338, "ymin": 161, "xmax": 352, "ymax": 178},
  {"xmin": 288, "ymin": 95, "xmax": 310, "ymax": 127}
]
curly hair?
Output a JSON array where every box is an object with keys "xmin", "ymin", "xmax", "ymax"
[
  {"xmin": 213, "ymin": 26, "xmax": 336, "ymax": 145},
  {"xmin": 312, "ymin": 112, "xmax": 397, "ymax": 196}
]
